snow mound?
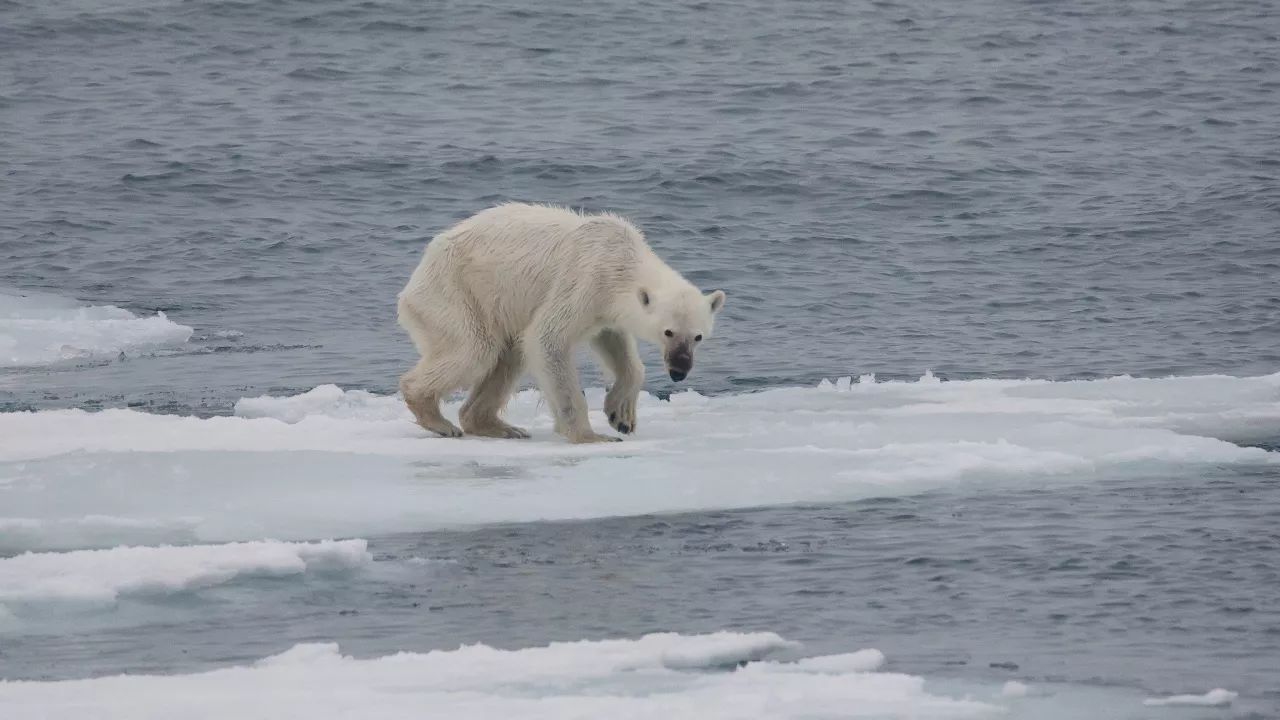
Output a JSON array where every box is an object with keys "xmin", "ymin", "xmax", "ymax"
[
  {"xmin": 1, "ymin": 372, "xmax": 1277, "ymax": 547},
  {"xmin": 0, "ymin": 539, "xmax": 368, "ymax": 610},
  {"xmin": 1143, "ymin": 688, "xmax": 1238, "ymax": 707},
  {"xmin": 0, "ymin": 633, "xmax": 1004, "ymax": 720},
  {"xmin": 235, "ymin": 384, "xmax": 393, "ymax": 424},
  {"xmin": 0, "ymin": 289, "xmax": 192, "ymax": 367}
]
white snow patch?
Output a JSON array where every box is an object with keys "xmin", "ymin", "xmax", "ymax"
[
  {"xmin": 0, "ymin": 372, "xmax": 1277, "ymax": 546},
  {"xmin": 0, "ymin": 633, "xmax": 1005, "ymax": 720},
  {"xmin": 1143, "ymin": 688, "xmax": 1238, "ymax": 707},
  {"xmin": 235, "ymin": 384, "xmax": 393, "ymax": 424},
  {"xmin": 0, "ymin": 539, "xmax": 368, "ymax": 610},
  {"xmin": 0, "ymin": 289, "xmax": 192, "ymax": 367}
]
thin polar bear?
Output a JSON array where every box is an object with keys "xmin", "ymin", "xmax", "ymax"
[{"xmin": 396, "ymin": 203, "xmax": 726, "ymax": 444}]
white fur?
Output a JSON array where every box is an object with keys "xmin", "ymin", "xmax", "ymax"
[{"xmin": 397, "ymin": 203, "xmax": 726, "ymax": 443}]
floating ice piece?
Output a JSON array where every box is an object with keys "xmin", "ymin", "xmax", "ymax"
[
  {"xmin": 1, "ymin": 372, "xmax": 1277, "ymax": 547},
  {"xmin": 0, "ymin": 289, "xmax": 192, "ymax": 367},
  {"xmin": 1143, "ymin": 688, "xmax": 1238, "ymax": 707},
  {"xmin": 1002, "ymin": 681, "xmax": 1029, "ymax": 697},
  {"xmin": 0, "ymin": 539, "xmax": 369, "ymax": 609},
  {"xmin": 768, "ymin": 649, "xmax": 886, "ymax": 674},
  {"xmin": 0, "ymin": 633, "xmax": 1003, "ymax": 720},
  {"xmin": 655, "ymin": 630, "xmax": 800, "ymax": 669}
]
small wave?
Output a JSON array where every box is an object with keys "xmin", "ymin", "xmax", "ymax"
[
  {"xmin": 440, "ymin": 154, "xmax": 502, "ymax": 171},
  {"xmin": 296, "ymin": 159, "xmax": 411, "ymax": 177},
  {"xmin": 727, "ymin": 81, "xmax": 809, "ymax": 99},
  {"xmin": 285, "ymin": 67, "xmax": 354, "ymax": 81},
  {"xmin": 359, "ymin": 21, "xmax": 428, "ymax": 32},
  {"xmin": 122, "ymin": 171, "xmax": 181, "ymax": 182}
]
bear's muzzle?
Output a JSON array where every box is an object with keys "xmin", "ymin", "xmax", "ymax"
[{"xmin": 666, "ymin": 347, "xmax": 692, "ymax": 382}]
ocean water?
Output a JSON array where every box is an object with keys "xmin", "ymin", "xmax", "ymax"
[{"xmin": 2, "ymin": 0, "xmax": 1279, "ymax": 717}]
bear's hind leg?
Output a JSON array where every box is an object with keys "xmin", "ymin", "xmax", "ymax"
[
  {"xmin": 460, "ymin": 344, "xmax": 530, "ymax": 439},
  {"xmin": 400, "ymin": 358, "xmax": 462, "ymax": 438},
  {"xmin": 401, "ymin": 341, "xmax": 496, "ymax": 438}
]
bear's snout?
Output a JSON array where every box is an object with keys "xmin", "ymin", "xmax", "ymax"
[{"xmin": 666, "ymin": 348, "xmax": 692, "ymax": 382}]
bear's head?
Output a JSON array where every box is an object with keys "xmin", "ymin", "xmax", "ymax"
[{"xmin": 636, "ymin": 287, "xmax": 726, "ymax": 382}]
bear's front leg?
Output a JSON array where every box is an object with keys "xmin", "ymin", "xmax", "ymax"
[
  {"xmin": 528, "ymin": 329, "xmax": 621, "ymax": 444},
  {"xmin": 591, "ymin": 328, "xmax": 643, "ymax": 434}
]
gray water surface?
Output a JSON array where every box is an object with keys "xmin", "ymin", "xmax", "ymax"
[{"xmin": 3, "ymin": 0, "xmax": 1279, "ymax": 412}]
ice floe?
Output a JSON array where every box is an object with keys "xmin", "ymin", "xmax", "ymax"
[
  {"xmin": 0, "ymin": 289, "xmax": 192, "ymax": 367},
  {"xmin": 0, "ymin": 539, "xmax": 368, "ymax": 611},
  {"xmin": 1, "ymin": 372, "xmax": 1276, "ymax": 548},
  {"xmin": 0, "ymin": 632, "xmax": 1009, "ymax": 720}
]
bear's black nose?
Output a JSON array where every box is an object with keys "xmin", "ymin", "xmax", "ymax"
[{"xmin": 669, "ymin": 369, "xmax": 687, "ymax": 382}]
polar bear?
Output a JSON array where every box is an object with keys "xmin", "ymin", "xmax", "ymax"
[{"xmin": 396, "ymin": 203, "xmax": 726, "ymax": 443}]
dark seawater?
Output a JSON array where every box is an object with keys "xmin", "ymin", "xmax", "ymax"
[
  {"xmin": 2, "ymin": 0, "xmax": 1280, "ymax": 715},
  {"xmin": 3, "ymin": 0, "xmax": 1279, "ymax": 413}
]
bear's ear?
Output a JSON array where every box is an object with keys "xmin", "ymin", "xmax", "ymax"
[
  {"xmin": 707, "ymin": 290, "xmax": 726, "ymax": 314},
  {"xmin": 638, "ymin": 288, "xmax": 652, "ymax": 309}
]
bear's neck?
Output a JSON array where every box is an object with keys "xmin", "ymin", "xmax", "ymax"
[{"xmin": 634, "ymin": 248, "xmax": 692, "ymax": 294}]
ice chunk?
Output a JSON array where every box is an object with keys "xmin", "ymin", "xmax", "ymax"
[
  {"xmin": 0, "ymin": 633, "xmax": 1003, "ymax": 720},
  {"xmin": 0, "ymin": 289, "xmax": 192, "ymax": 367},
  {"xmin": 0, "ymin": 539, "xmax": 369, "ymax": 610},
  {"xmin": 1143, "ymin": 688, "xmax": 1237, "ymax": 707},
  {"xmin": 769, "ymin": 649, "xmax": 886, "ymax": 673},
  {"xmin": 1002, "ymin": 681, "xmax": 1030, "ymax": 697},
  {"xmin": 651, "ymin": 630, "xmax": 800, "ymax": 669}
]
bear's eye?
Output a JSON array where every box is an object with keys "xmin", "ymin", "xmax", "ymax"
[
  {"xmin": 695, "ymin": 334, "xmax": 703, "ymax": 342},
  {"xmin": 664, "ymin": 329, "xmax": 673, "ymax": 337}
]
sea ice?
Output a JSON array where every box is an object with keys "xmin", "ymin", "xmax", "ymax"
[
  {"xmin": 1, "ymin": 372, "xmax": 1276, "ymax": 548},
  {"xmin": 1001, "ymin": 681, "xmax": 1030, "ymax": 697},
  {"xmin": 1143, "ymin": 688, "xmax": 1238, "ymax": 707},
  {"xmin": 0, "ymin": 289, "xmax": 192, "ymax": 367},
  {"xmin": 0, "ymin": 632, "xmax": 1005, "ymax": 720},
  {"xmin": 0, "ymin": 539, "xmax": 368, "ymax": 611}
]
